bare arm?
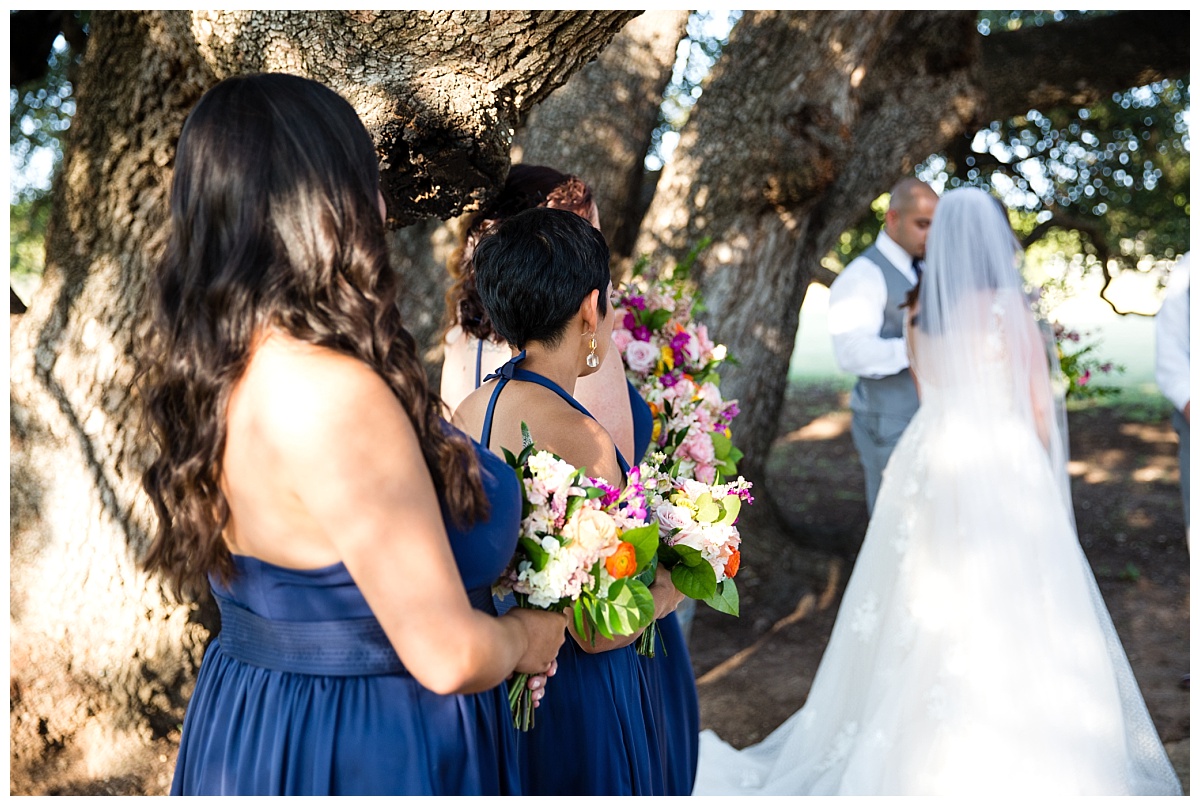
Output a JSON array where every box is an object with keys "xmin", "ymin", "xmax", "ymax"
[{"xmin": 275, "ymin": 347, "xmax": 565, "ymax": 694}]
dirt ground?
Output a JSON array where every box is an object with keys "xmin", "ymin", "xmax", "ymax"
[{"xmin": 690, "ymin": 379, "xmax": 1191, "ymax": 793}]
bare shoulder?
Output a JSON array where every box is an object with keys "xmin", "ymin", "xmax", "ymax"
[
  {"xmin": 451, "ymin": 381, "xmax": 494, "ymax": 442},
  {"xmin": 531, "ymin": 407, "xmax": 622, "ymax": 482},
  {"xmin": 236, "ymin": 331, "xmax": 406, "ymax": 443}
]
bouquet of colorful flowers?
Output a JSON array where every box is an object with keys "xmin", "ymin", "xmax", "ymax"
[
  {"xmin": 612, "ymin": 240, "xmax": 744, "ymax": 483},
  {"xmin": 495, "ymin": 425, "xmax": 660, "ymax": 729},
  {"xmin": 634, "ymin": 456, "xmax": 754, "ymax": 656},
  {"xmin": 1052, "ymin": 322, "xmax": 1123, "ymax": 400}
]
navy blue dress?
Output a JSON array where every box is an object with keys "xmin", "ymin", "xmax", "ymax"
[
  {"xmin": 170, "ymin": 429, "xmax": 523, "ymax": 795},
  {"xmin": 483, "ymin": 354, "xmax": 665, "ymax": 795},
  {"xmin": 628, "ymin": 380, "xmax": 701, "ymax": 795}
]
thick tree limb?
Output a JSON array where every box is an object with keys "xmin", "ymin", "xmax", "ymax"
[{"xmin": 977, "ymin": 11, "xmax": 1189, "ymax": 125}]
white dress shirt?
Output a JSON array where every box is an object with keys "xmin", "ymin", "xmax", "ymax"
[
  {"xmin": 1155, "ymin": 252, "xmax": 1190, "ymax": 412},
  {"xmin": 828, "ymin": 230, "xmax": 919, "ymax": 379}
]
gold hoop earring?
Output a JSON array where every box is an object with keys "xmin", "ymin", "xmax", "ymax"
[{"xmin": 586, "ymin": 336, "xmax": 599, "ymax": 368}]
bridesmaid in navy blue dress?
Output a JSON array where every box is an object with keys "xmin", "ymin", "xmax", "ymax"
[
  {"xmin": 137, "ymin": 74, "xmax": 566, "ymax": 795},
  {"xmin": 453, "ymin": 206, "xmax": 686, "ymax": 795}
]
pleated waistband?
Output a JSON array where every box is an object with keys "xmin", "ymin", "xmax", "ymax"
[{"xmin": 216, "ymin": 587, "xmax": 496, "ymax": 677}]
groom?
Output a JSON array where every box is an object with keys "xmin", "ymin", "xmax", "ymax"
[{"xmin": 828, "ymin": 178, "xmax": 938, "ymax": 513}]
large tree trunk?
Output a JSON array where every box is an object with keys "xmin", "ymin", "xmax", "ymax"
[
  {"xmin": 512, "ymin": 9, "xmax": 690, "ymax": 264},
  {"xmin": 392, "ymin": 10, "xmax": 689, "ymax": 385},
  {"xmin": 634, "ymin": 11, "xmax": 980, "ymax": 484},
  {"xmin": 9, "ymin": 9, "xmax": 636, "ymax": 794},
  {"xmin": 629, "ymin": 11, "xmax": 980, "ymax": 613}
]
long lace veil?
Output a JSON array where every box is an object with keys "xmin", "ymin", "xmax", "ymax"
[{"xmin": 908, "ymin": 187, "xmax": 1073, "ymax": 519}]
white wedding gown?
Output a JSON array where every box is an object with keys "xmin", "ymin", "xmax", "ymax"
[{"xmin": 694, "ymin": 297, "xmax": 1182, "ymax": 795}]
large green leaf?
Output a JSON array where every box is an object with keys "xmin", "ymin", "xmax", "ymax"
[
  {"xmin": 620, "ymin": 523, "xmax": 661, "ymax": 568},
  {"xmin": 704, "ymin": 579, "xmax": 740, "ymax": 616},
  {"xmin": 671, "ymin": 558, "xmax": 717, "ymax": 600},
  {"xmin": 710, "ymin": 430, "xmax": 734, "ymax": 460},
  {"xmin": 598, "ymin": 578, "xmax": 655, "ymax": 635}
]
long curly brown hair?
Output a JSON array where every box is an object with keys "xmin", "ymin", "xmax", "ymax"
[
  {"xmin": 139, "ymin": 73, "xmax": 488, "ymax": 598},
  {"xmin": 443, "ymin": 164, "xmax": 594, "ymax": 343}
]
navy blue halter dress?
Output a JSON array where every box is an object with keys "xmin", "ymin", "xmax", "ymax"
[
  {"xmin": 170, "ymin": 426, "xmax": 523, "ymax": 795},
  {"xmin": 481, "ymin": 352, "xmax": 665, "ymax": 795},
  {"xmin": 627, "ymin": 382, "xmax": 701, "ymax": 795}
]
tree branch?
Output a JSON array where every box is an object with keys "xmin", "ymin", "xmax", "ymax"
[{"xmin": 977, "ymin": 11, "xmax": 1189, "ymax": 125}]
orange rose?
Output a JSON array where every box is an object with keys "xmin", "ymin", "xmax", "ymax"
[
  {"xmin": 605, "ymin": 541, "xmax": 638, "ymax": 579},
  {"xmin": 723, "ymin": 549, "xmax": 741, "ymax": 579}
]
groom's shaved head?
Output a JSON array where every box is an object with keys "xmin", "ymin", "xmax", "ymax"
[{"xmin": 885, "ymin": 178, "xmax": 938, "ymax": 259}]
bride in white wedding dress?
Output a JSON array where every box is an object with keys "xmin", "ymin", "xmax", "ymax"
[{"xmin": 694, "ymin": 188, "xmax": 1182, "ymax": 796}]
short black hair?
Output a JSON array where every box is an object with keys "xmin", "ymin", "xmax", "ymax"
[{"xmin": 473, "ymin": 206, "xmax": 610, "ymax": 350}]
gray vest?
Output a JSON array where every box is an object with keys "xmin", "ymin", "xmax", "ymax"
[{"xmin": 848, "ymin": 243, "xmax": 920, "ymax": 419}]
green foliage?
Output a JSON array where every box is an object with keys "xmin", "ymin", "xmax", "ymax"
[
  {"xmin": 10, "ymin": 196, "xmax": 50, "ymax": 284},
  {"xmin": 1054, "ymin": 326, "xmax": 1124, "ymax": 400},
  {"xmin": 917, "ymin": 11, "xmax": 1190, "ymax": 275},
  {"xmin": 825, "ymin": 11, "xmax": 1190, "ymax": 279}
]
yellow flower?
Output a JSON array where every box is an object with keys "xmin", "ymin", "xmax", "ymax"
[{"xmin": 660, "ymin": 345, "xmax": 675, "ymax": 371}]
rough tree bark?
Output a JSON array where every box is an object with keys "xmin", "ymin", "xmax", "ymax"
[
  {"xmin": 392, "ymin": 10, "xmax": 689, "ymax": 386},
  {"xmin": 512, "ymin": 9, "xmax": 690, "ymax": 264},
  {"xmin": 635, "ymin": 11, "xmax": 979, "ymax": 485},
  {"xmin": 635, "ymin": 9, "xmax": 1189, "ymax": 487},
  {"xmin": 9, "ymin": 9, "xmax": 637, "ymax": 794}
]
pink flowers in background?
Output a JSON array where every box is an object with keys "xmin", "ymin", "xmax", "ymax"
[
  {"xmin": 611, "ymin": 241, "xmax": 754, "ymax": 655},
  {"xmin": 612, "ymin": 247, "xmax": 744, "ymax": 483},
  {"xmin": 494, "ymin": 427, "xmax": 659, "ymax": 728},
  {"xmin": 1051, "ymin": 322, "xmax": 1123, "ymax": 400}
]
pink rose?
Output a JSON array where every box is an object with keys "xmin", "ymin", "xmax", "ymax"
[
  {"xmin": 625, "ymin": 340, "xmax": 659, "ymax": 374},
  {"xmin": 612, "ymin": 328, "xmax": 633, "ymax": 353}
]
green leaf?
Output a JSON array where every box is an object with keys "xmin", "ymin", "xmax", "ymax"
[
  {"xmin": 674, "ymin": 235, "xmax": 712, "ymax": 282},
  {"xmin": 620, "ymin": 523, "xmax": 661, "ymax": 568},
  {"xmin": 710, "ymin": 430, "xmax": 733, "ymax": 460},
  {"xmin": 583, "ymin": 593, "xmax": 615, "ymax": 641},
  {"xmin": 704, "ymin": 579, "xmax": 740, "ymax": 616},
  {"xmin": 635, "ymin": 554, "xmax": 659, "ymax": 586},
  {"xmin": 718, "ymin": 495, "xmax": 741, "ymax": 525},
  {"xmin": 647, "ymin": 308, "xmax": 673, "ymax": 331},
  {"xmin": 502, "ymin": 446, "xmax": 519, "ymax": 468},
  {"xmin": 597, "ymin": 579, "xmax": 655, "ymax": 636},
  {"xmin": 671, "ymin": 559, "xmax": 717, "ymax": 600},
  {"xmin": 668, "ymin": 543, "xmax": 706, "ymax": 566},
  {"xmin": 564, "ymin": 495, "xmax": 585, "ymax": 525},
  {"xmin": 572, "ymin": 598, "xmax": 587, "ymax": 637},
  {"xmin": 517, "ymin": 536, "xmax": 550, "ymax": 572}
]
